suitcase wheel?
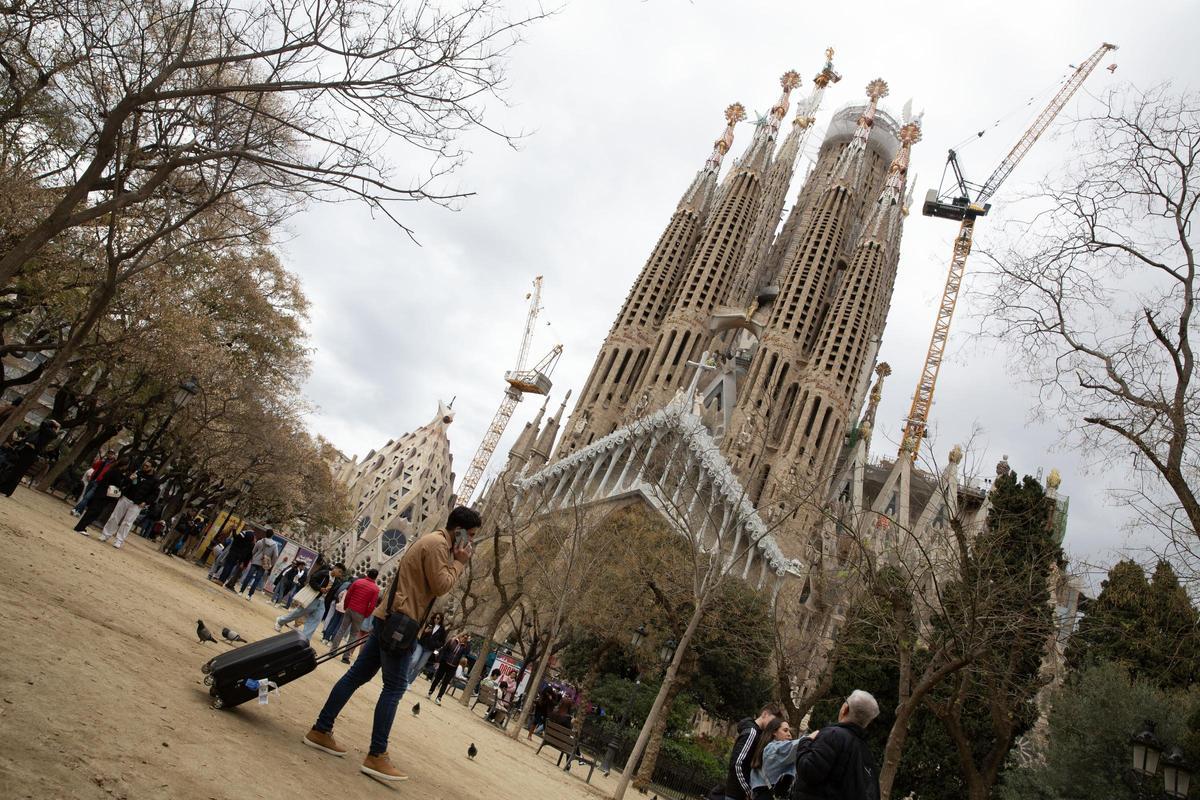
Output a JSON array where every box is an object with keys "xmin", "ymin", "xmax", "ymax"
[
  {"xmin": 211, "ymin": 696, "xmax": 225, "ymax": 710},
  {"xmin": 200, "ymin": 661, "xmax": 213, "ymax": 675},
  {"xmin": 203, "ymin": 675, "xmax": 214, "ymax": 686}
]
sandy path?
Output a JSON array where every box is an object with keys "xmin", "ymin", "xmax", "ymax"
[{"xmin": 0, "ymin": 487, "xmax": 615, "ymax": 800}]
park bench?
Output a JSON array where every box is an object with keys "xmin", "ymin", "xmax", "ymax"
[
  {"xmin": 535, "ymin": 720, "xmax": 596, "ymax": 784},
  {"xmin": 471, "ymin": 684, "xmax": 510, "ymax": 727}
]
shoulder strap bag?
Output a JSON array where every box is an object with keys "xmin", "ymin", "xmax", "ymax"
[{"xmin": 377, "ymin": 555, "xmax": 436, "ymax": 655}]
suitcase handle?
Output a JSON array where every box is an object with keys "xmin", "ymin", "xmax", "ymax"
[{"xmin": 313, "ymin": 636, "xmax": 364, "ymax": 666}]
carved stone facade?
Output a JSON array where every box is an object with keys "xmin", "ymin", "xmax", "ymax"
[
  {"xmin": 473, "ymin": 56, "xmax": 1073, "ymax": 709},
  {"xmin": 325, "ymin": 402, "xmax": 456, "ymax": 590}
]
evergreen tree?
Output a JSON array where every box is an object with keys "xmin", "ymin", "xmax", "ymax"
[
  {"xmin": 999, "ymin": 661, "xmax": 1199, "ymax": 800},
  {"xmin": 929, "ymin": 470, "xmax": 1064, "ymax": 800},
  {"xmin": 811, "ymin": 617, "xmax": 968, "ymax": 800},
  {"xmin": 1067, "ymin": 559, "xmax": 1200, "ymax": 690}
]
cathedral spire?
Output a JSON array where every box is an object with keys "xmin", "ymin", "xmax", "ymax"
[
  {"xmin": 733, "ymin": 49, "xmax": 840, "ymax": 302},
  {"xmin": 831, "ymin": 78, "xmax": 889, "ymax": 185},
  {"xmin": 531, "ymin": 390, "xmax": 571, "ymax": 467},
  {"xmin": 856, "ymin": 362, "xmax": 891, "ymax": 442},
  {"xmin": 679, "ymin": 103, "xmax": 747, "ymax": 213},
  {"xmin": 706, "ymin": 103, "xmax": 747, "ymax": 172},
  {"xmin": 508, "ymin": 395, "xmax": 549, "ymax": 459},
  {"xmin": 860, "ymin": 117, "xmax": 922, "ymax": 244},
  {"xmin": 735, "ymin": 73, "xmax": 801, "ymax": 175},
  {"xmin": 560, "ymin": 106, "xmax": 746, "ymax": 457}
]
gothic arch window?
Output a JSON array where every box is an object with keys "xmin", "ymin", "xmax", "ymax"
[{"xmin": 381, "ymin": 528, "xmax": 407, "ymax": 558}]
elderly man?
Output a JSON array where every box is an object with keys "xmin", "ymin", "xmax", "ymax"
[{"xmin": 793, "ymin": 689, "xmax": 881, "ymax": 800}]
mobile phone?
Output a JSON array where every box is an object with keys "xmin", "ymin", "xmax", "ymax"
[{"xmin": 454, "ymin": 528, "xmax": 471, "ymax": 550}]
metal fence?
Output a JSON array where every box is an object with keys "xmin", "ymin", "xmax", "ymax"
[{"xmin": 577, "ymin": 719, "xmax": 720, "ymax": 800}]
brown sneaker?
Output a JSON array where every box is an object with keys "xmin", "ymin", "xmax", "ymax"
[
  {"xmin": 361, "ymin": 752, "xmax": 408, "ymax": 782},
  {"xmin": 303, "ymin": 728, "xmax": 347, "ymax": 757}
]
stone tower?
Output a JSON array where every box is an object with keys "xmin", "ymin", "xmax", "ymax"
[
  {"xmin": 560, "ymin": 103, "xmax": 744, "ymax": 453},
  {"xmin": 545, "ymin": 53, "xmax": 920, "ymax": 559}
]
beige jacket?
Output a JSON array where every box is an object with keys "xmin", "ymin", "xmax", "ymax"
[{"xmin": 373, "ymin": 529, "xmax": 464, "ymax": 622}]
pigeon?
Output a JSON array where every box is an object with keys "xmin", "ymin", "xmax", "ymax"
[
  {"xmin": 411, "ymin": 702, "xmax": 420, "ymax": 717},
  {"xmin": 221, "ymin": 627, "xmax": 246, "ymax": 643},
  {"xmin": 467, "ymin": 743, "xmax": 477, "ymax": 760},
  {"xmin": 196, "ymin": 620, "xmax": 218, "ymax": 644}
]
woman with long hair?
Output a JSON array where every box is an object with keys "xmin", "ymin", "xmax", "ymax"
[
  {"xmin": 749, "ymin": 716, "xmax": 812, "ymax": 799},
  {"xmin": 406, "ymin": 611, "xmax": 447, "ymax": 684}
]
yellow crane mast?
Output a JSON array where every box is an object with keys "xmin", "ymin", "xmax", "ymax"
[
  {"xmin": 457, "ymin": 276, "xmax": 563, "ymax": 504},
  {"xmin": 900, "ymin": 42, "xmax": 1118, "ymax": 458}
]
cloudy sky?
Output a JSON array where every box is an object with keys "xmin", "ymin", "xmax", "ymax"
[{"xmin": 280, "ymin": 0, "xmax": 1199, "ymax": 586}]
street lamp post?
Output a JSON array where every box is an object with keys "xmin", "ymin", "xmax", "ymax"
[
  {"xmin": 1131, "ymin": 720, "xmax": 1193, "ymax": 798},
  {"xmin": 602, "ymin": 625, "xmax": 648, "ymax": 775}
]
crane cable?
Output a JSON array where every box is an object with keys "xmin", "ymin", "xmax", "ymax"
[{"xmin": 949, "ymin": 69, "xmax": 1073, "ymax": 153}]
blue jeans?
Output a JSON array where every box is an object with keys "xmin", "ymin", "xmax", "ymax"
[
  {"xmin": 239, "ymin": 564, "xmax": 266, "ymax": 596},
  {"xmin": 277, "ymin": 595, "xmax": 324, "ymax": 641},
  {"xmin": 272, "ymin": 580, "xmax": 292, "ymax": 605},
  {"xmin": 314, "ymin": 627, "xmax": 411, "ymax": 755},
  {"xmin": 406, "ymin": 643, "xmax": 434, "ymax": 684},
  {"xmin": 73, "ymin": 483, "xmax": 96, "ymax": 514},
  {"xmin": 322, "ymin": 609, "xmax": 344, "ymax": 642}
]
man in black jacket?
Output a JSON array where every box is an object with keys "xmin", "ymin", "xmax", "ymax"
[
  {"xmin": 98, "ymin": 460, "xmax": 159, "ymax": 550},
  {"xmin": 218, "ymin": 527, "xmax": 256, "ymax": 587},
  {"xmin": 427, "ymin": 633, "xmax": 469, "ymax": 705},
  {"xmin": 719, "ymin": 703, "xmax": 782, "ymax": 800},
  {"xmin": 793, "ymin": 690, "xmax": 881, "ymax": 800}
]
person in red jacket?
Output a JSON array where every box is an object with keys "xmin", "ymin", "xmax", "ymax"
[
  {"xmin": 72, "ymin": 450, "xmax": 115, "ymax": 515},
  {"xmin": 329, "ymin": 569, "xmax": 381, "ymax": 663}
]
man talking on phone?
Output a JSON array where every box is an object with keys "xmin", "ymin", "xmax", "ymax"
[{"xmin": 302, "ymin": 506, "xmax": 481, "ymax": 783}]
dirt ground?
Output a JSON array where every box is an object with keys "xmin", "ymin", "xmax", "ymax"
[{"xmin": 0, "ymin": 486, "xmax": 619, "ymax": 800}]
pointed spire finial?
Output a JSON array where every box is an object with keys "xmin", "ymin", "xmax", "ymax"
[
  {"xmin": 813, "ymin": 47, "xmax": 841, "ymax": 89},
  {"xmin": 859, "ymin": 112, "xmax": 922, "ymax": 242},
  {"xmin": 761, "ymin": 71, "xmax": 802, "ymax": 139},
  {"xmin": 705, "ymin": 103, "xmax": 745, "ymax": 172},
  {"xmin": 831, "ymin": 78, "xmax": 889, "ymax": 185},
  {"xmin": 859, "ymin": 362, "xmax": 891, "ymax": 440},
  {"xmin": 555, "ymin": 388, "xmax": 572, "ymax": 416}
]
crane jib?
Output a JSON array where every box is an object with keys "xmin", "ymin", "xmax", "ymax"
[{"xmin": 901, "ymin": 42, "xmax": 1116, "ymax": 460}]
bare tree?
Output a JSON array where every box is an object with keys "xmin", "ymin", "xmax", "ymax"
[
  {"xmin": 0, "ymin": 0, "xmax": 546, "ymax": 284},
  {"xmin": 976, "ymin": 85, "xmax": 1199, "ymax": 570}
]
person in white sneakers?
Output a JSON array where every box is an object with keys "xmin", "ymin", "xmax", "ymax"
[{"xmin": 98, "ymin": 461, "xmax": 159, "ymax": 549}]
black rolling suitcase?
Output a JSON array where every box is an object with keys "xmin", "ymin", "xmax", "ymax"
[{"xmin": 202, "ymin": 629, "xmax": 324, "ymax": 709}]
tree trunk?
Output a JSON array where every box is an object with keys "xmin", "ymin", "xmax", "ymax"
[
  {"xmin": 37, "ymin": 421, "xmax": 113, "ymax": 491},
  {"xmin": 571, "ymin": 641, "xmax": 614, "ymax": 737},
  {"xmin": 0, "ymin": 282, "xmax": 116, "ymax": 446},
  {"xmin": 614, "ymin": 597, "xmax": 705, "ymax": 800},
  {"xmin": 459, "ymin": 602, "xmax": 517, "ymax": 707},
  {"xmin": 878, "ymin": 700, "xmax": 919, "ymax": 800},
  {"xmin": 509, "ymin": 607, "xmax": 565, "ymax": 738},
  {"xmin": 633, "ymin": 672, "xmax": 684, "ymax": 788}
]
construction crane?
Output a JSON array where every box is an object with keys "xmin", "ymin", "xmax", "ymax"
[
  {"xmin": 457, "ymin": 276, "xmax": 563, "ymax": 504},
  {"xmin": 899, "ymin": 42, "xmax": 1117, "ymax": 458}
]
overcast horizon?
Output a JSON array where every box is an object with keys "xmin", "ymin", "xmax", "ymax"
[{"xmin": 279, "ymin": 0, "xmax": 1200, "ymax": 589}]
